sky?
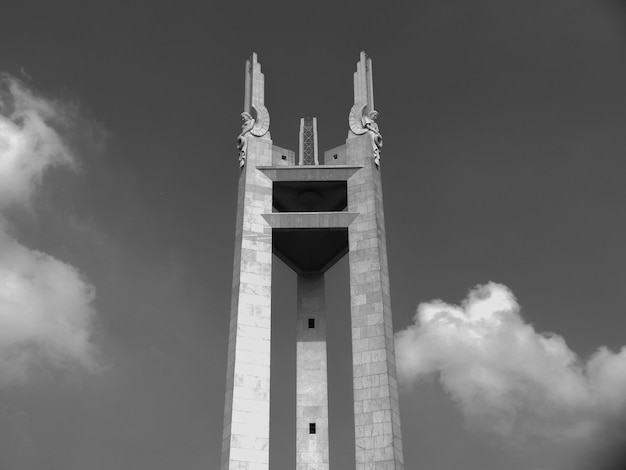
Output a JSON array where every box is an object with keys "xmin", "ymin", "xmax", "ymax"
[{"xmin": 1, "ymin": 0, "xmax": 626, "ymax": 469}]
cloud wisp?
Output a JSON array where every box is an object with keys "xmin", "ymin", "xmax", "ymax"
[
  {"xmin": 0, "ymin": 75, "xmax": 76, "ymax": 208},
  {"xmin": 0, "ymin": 74, "xmax": 97, "ymax": 385},
  {"xmin": 395, "ymin": 282, "xmax": 626, "ymax": 443}
]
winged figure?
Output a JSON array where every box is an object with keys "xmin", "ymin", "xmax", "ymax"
[
  {"xmin": 349, "ymin": 102, "xmax": 383, "ymax": 166},
  {"xmin": 236, "ymin": 104, "xmax": 270, "ymax": 167}
]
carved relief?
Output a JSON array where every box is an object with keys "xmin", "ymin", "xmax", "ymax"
[
  {"xmin": 236, "ymin": 111, "xmax": 255, "ymax": 168},
  {"xmin": 249, "ymin": 104, "xmax": 270, "ymax": 137},
  {"xmin": 349, "ymin": 103, "xmax": 369, "ymax": 135},
  {"xmin": 236, "ymin": 104, "xmax": 270, "ymax": 167},
  {"xmin": 349, "ymin": 102, "xmax": 383, "ymax": 166}
]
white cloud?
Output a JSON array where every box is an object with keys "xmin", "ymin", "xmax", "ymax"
[
  {"xmin": 395, "ymin": 282, "xmax": 626, "ymax": 442},
  {"xmin": 0, "ymin": 75, "xmax": 97, "ymax": 385},
  {"xmin": 0, "ymin": 74, "xmax": 76, "ymax": 208},
  {"xmin": 0, "ymin": 228, "xmax": 97, "ymax": 384}
]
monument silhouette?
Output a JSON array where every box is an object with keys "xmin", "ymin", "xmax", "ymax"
[{"xmin": 222, "ymin": 52, "xmax": 404, "ymax": 470}]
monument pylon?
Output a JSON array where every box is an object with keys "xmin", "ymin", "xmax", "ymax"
[{"xmin": 222, "ymin": 51, "xmax": 404, "ymax": 470}]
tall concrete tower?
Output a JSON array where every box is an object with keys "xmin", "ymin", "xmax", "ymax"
[{"xmin": 222, "ymin": 52, "xmax": 403, "ymax": 470}]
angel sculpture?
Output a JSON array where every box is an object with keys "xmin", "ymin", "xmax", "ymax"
[
  {"xmin": 236, "ymin": 104, "xmax": 271, "ymax": 168},
  {"xmin": 349, "ymin": 103, "xmax": 383, "ymax": 166},
  {"xmin": 237, "ymin": 112, "xmax": 255, "ymax": 168}
]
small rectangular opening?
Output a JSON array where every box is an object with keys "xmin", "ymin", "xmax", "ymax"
[
  {"xmin": 309, "ymin": 423, "xmax": 316, "ymax": 434},
  {"xmin": 333, "ymin": 154, "xmax": 338, "ymax": 160},
  {"xmin": 308, "ymin": 318, "xmax": 315, "ymax": 329}
]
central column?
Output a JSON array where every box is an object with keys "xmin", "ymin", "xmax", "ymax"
[{"xmin": 296, "ymin": 273, "xmax": 329, "ymax": 470}]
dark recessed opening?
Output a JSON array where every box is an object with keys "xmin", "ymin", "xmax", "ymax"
[
  {"xmin": 281, "ymin": 155, "xmax": 287, "ymax": 160},
  {"xmin": 309, "ymin": 423, "xmax": 316, "ymax": 434},
  {"xmin": 273, "ymin": 181, "xmax": 347, "ymax": 212},
  {"xmin": 333, "ymin": 154, "xmax": 338, "ymax": 160},
  {"xmin": 273, "ymin": 228, "xmax": 348, "ymax": 274},
  {"xmin": 308, "ymin": 318, "xmax": 315, "ymax": 328}
]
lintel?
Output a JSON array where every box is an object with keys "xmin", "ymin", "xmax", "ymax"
[
  {"xmin": 257, "ymin": 165, "xmax": 362, "ymax": 182},
  {"xmin": 262, "ymin": 212, "xmax": 359, "ymax": 229}
]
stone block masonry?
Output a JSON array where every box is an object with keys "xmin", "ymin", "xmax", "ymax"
[
  {"xmin": 222, "ymin": 51, "xmax": 405, "ymax": 470},
  {"xmin": 221, "ymin": 134, "xmax": 274, "ymax": 470},
  {"xmin": 347, "ymin": 134, "xmax": 404, "ymax": 470},
  {"xmin": 296, "ymin": 273, "xmax": 329, "ymax": 470}
]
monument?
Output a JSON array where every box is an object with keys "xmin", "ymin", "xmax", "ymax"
[{"xmin": 222, "ymin": 52, "xmax": 404, "ymax": 470}]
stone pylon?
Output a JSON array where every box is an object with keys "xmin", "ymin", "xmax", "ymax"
[{"xmin": 221, "ymin": 51, "xmax": 404, "ymax": 470}]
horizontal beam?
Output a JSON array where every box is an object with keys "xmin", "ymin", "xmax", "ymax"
[
  {"xmin": 257, "ymin": 165, "xmax": 362, "ymax": 182},
  {"xmin": 261, "ymin": 212, "xmax": 359, "ymax": 229}
]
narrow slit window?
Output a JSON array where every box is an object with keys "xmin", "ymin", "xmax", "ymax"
[
  {"xmin": 308, "ymin": 318, "xmax": 315, "ymax": 329},
  {"xmin": 309, "ymin": 423, "xmax": 316, "ymax": 434}
]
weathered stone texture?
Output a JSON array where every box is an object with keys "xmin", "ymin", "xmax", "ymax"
[
  {"xmin": 347, "ymin": 133, "xmax": 404, "ymax": 470},
  {"xmin": 222, "ymin": 135, "xmax": 274, "ymax": 470},
  {"xmin": 296, "ymin": 274, "xmax": 329, "ymax": 470}
]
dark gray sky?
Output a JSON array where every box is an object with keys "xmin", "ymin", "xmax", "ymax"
[{"xmin": 1, "ymin": 1, "xmax": 626, "ymax": 469}]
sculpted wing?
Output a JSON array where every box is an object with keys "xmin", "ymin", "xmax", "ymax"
[
  {"xmin": 349, "ymin": 102, "xmax": 368, "ymax": 135},
  {"xmin": 250, "ymin": 104, "xmax": 270, "ymax": 137}
]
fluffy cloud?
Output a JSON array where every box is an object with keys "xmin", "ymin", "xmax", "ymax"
[
  {"xmin": 395, "ymin": 283, "xmax": 626, "ymax": 442},
  {"xmin": 0, "ymin": 74, "xmax": 97, "ymax": 385},
  {"xmin": 0, "ymin": 74, "xmax": 76, "ymax": 208},
  {"xmin": 0, "ymin": 229, "xmax": 97, "ymax": 384}
]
